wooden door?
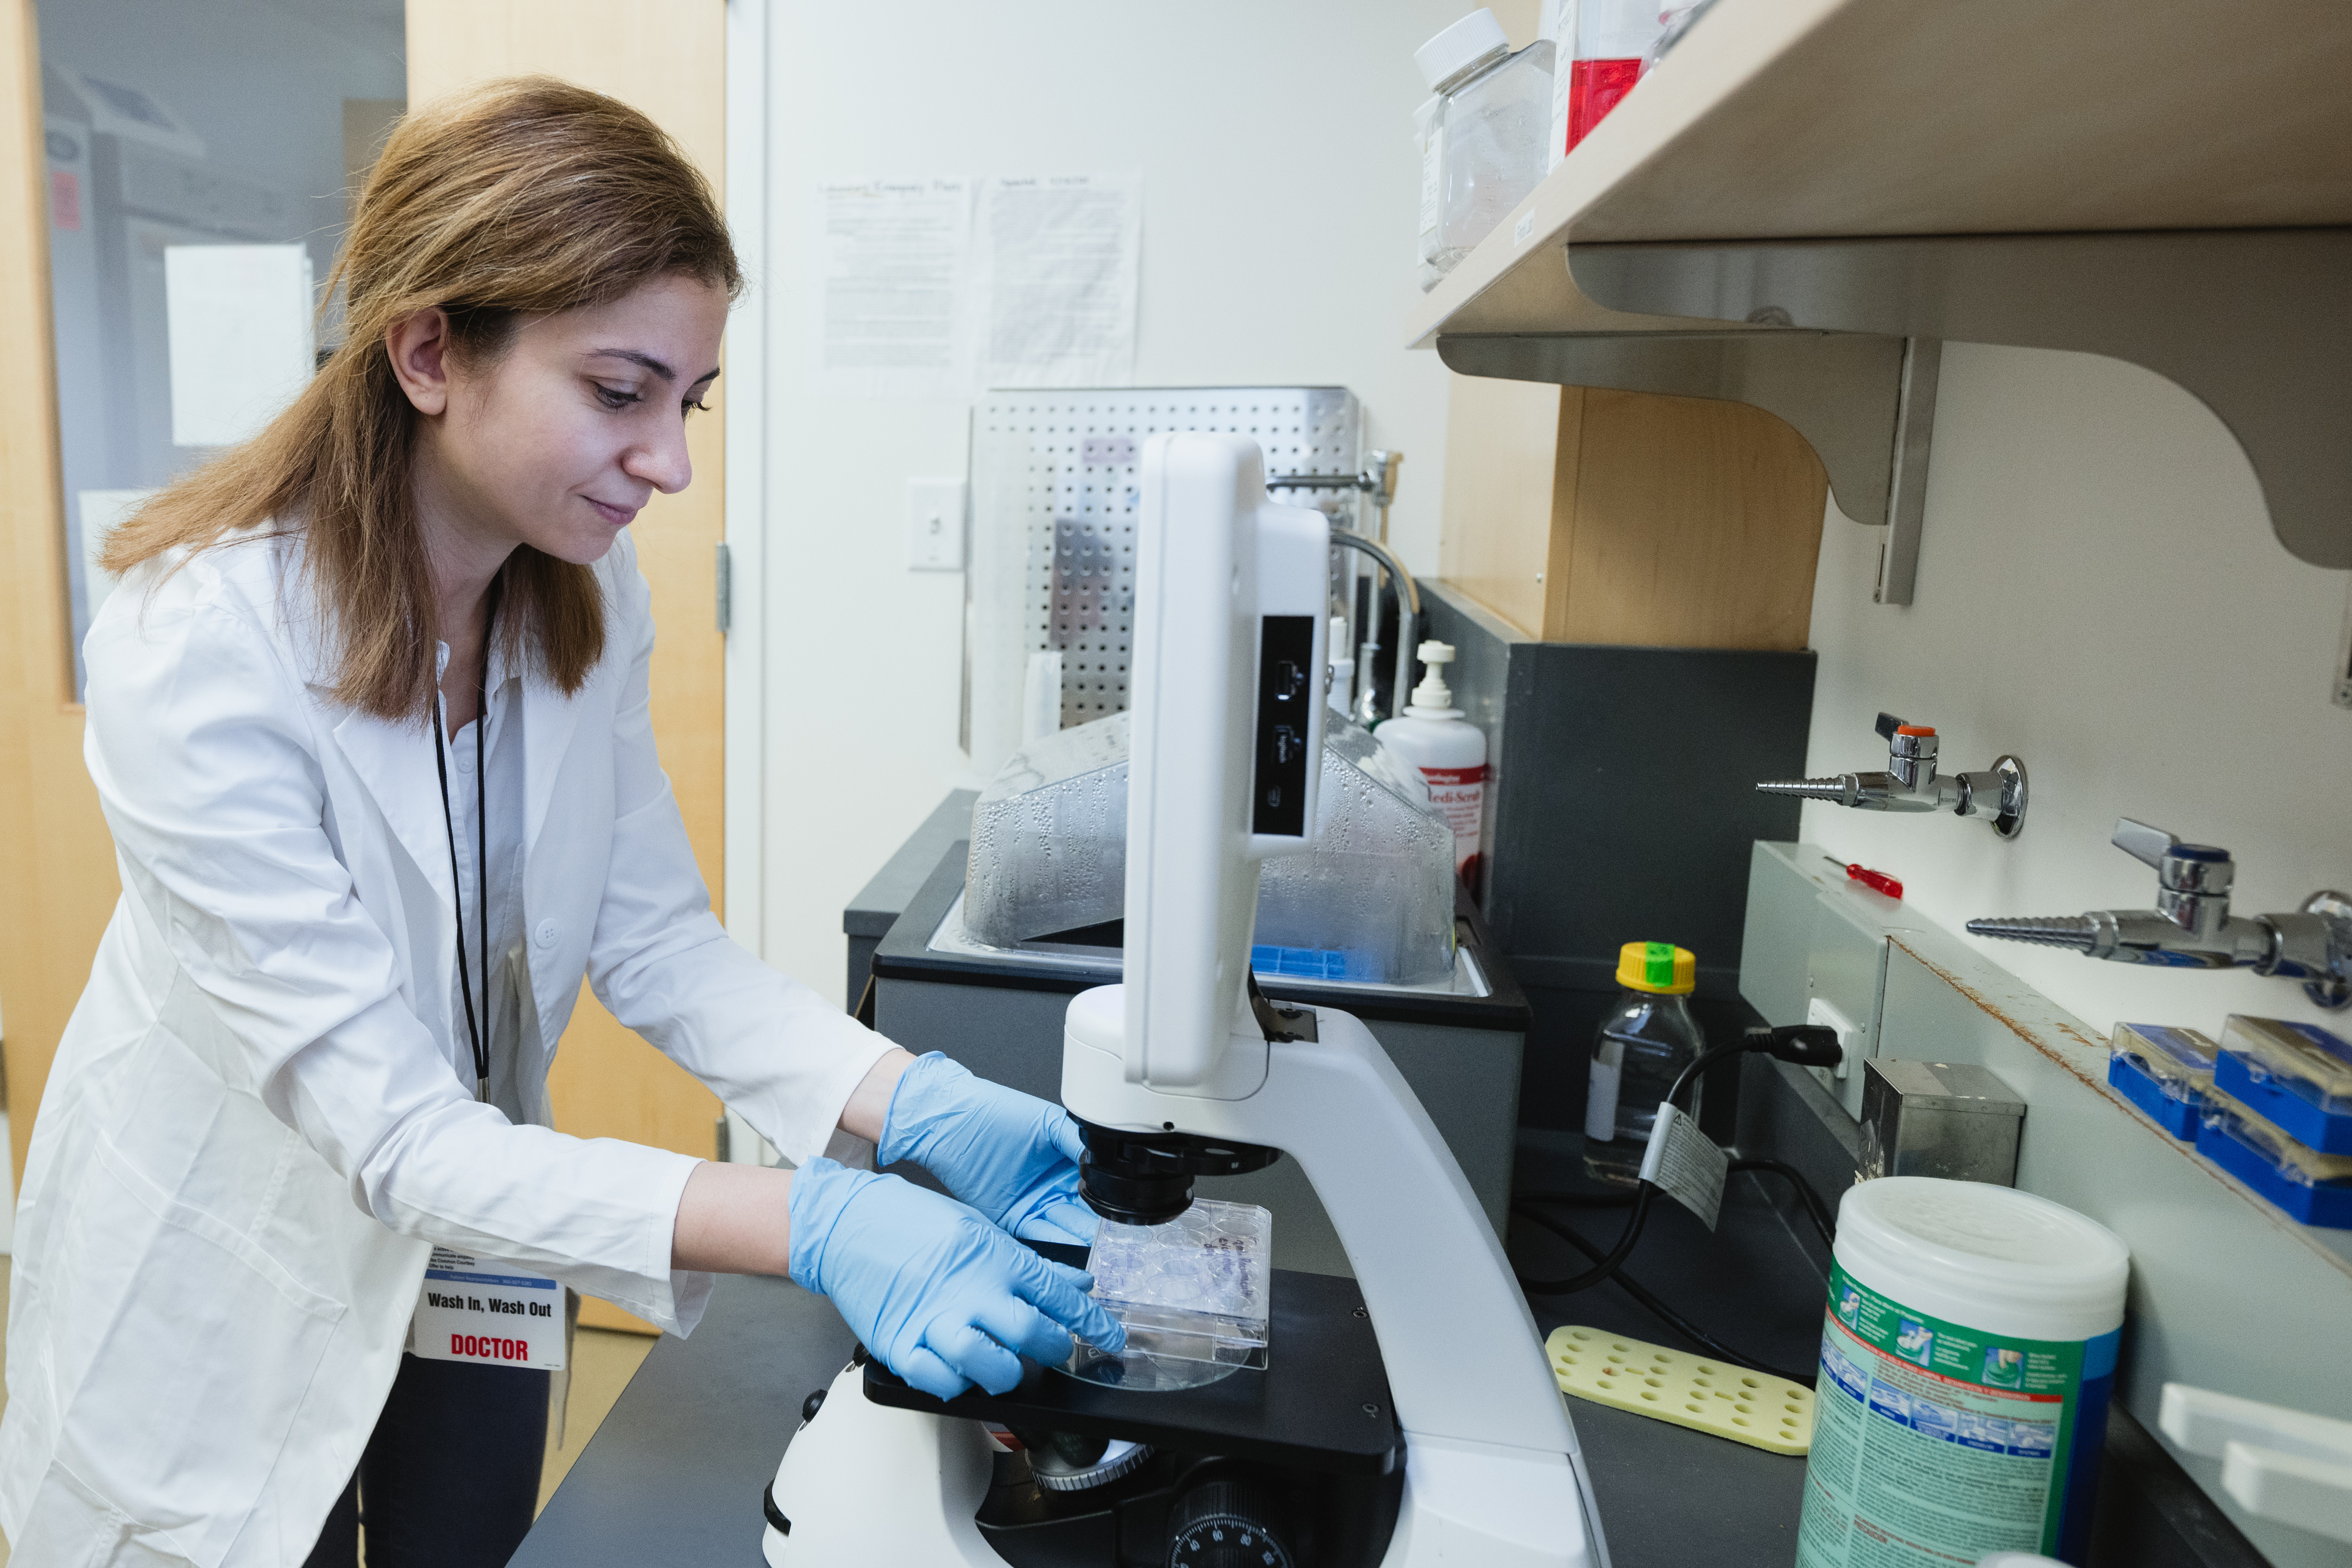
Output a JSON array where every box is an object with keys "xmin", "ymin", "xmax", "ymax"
[
  {"xmin": 406, "ymin": 2, "xmax": 731, "ymax": 1333},
  {"xmin": 0, "ymin": 0, "xmax": 731, "ymax": 1334},
  {"xmin": 0, "ymin": 0, "xmax": 121, "ymax": 1198}
]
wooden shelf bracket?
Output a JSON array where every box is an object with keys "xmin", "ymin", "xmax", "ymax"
[
  {"xmin": 1568, "ymin": 226, "xmax": 2352, "ymax": 570},
  {"xmin": 1436, "ymin": 319, "xmax": 1940, "ymax": 604}
]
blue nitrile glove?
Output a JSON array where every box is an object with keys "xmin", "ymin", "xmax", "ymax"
[
  {"xmin": 787, "ymin": 1156, "xmax": 1124, "ymax": 1400},
  {"xmin": 879, "ymin": 1052, "xmax": 1099, "ymax": 1246}
]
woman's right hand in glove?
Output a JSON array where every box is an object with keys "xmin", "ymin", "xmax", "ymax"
[{"xmin": 786, "ymin": 1156, "xmax": 1124, "ymax": 1400}]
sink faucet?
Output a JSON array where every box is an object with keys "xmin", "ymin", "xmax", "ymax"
[
  {"xmin": 1755, "ymin": 713, "xmax": 2028, "ymax": 838},
  {"xmin": 1967, "ymin": 818, "xmax": 2352, "ymax": 1010}
]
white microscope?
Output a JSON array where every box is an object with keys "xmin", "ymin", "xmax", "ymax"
[{"xmin": 766, "ymin": 433, "xmax": 1605, "ymax": 1568}]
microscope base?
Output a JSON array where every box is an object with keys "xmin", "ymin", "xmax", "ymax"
[{"xmin": 768, "ymin": 1361, "xmax": 1592, "ymax": 1567}]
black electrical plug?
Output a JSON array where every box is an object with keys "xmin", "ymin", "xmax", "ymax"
[{"xmin": 1745, "ymin": 1023, "xmax": 1843, "ymax": 1069}]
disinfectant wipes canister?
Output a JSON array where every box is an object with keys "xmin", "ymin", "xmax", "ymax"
[{"xmin": 1796, "ymin": 1177, "xmax": 2129, "ymax": 1567}]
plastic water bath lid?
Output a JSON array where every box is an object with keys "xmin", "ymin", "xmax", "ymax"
[{"xmin": 1836, "ymin": 1177, "xmax": 2129, "ymax": 1344}]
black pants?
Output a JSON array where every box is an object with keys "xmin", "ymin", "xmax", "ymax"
[{"xmin": 303, "ymin": 1352, "xmax": 549, "ymax": 1568}]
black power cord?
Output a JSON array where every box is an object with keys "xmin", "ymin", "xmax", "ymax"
[
  {"xmin": 1513, "ymin": 1205, "xmax": 1818, "ymax": 1388},
  {"xmin": 1510, "ymin": 1024, "xmax": 1843, "ymax": 1368},
  {"xmin": 1728, "ymin": 1157, "xmax": 1836, "ymax": 1249}
]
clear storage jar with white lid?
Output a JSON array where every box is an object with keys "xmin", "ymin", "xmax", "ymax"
[{"xmin": 1414, "ymin": 9, "xmax": 1553, "ymax": 289}]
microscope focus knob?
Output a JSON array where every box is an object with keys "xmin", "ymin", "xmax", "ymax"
[{"xmin": 1167, "ymin": 1477, "xmax": 1295, "ymax": 1568}]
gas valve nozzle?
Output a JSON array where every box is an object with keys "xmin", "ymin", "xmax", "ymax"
[
  {"xmin": 1754, "ymin": 714, "xmax": 2026, "ymax": 837},
  {"xmin": 1967, "ymin": 819, "xmax": 2352, "ymax": 1011},
  {"xmin": 1961, "ymin": 915, "xmax": 2100, "ymax": 952}
]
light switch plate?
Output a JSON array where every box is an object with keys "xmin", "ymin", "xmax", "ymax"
[{"xmin": 906, "ymin": 479, "xmax": 967, "ymax": 571}]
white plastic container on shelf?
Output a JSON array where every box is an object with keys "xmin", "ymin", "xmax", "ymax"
[
  {"xmin": 1414, "ymin": 9, "xmax": 1553, "ymax": 289},
  {"xmin": 1375, "ymin": 640, "xmax": 1488, "ymax": 885},
  {"xmin": 1801, "ymin": 1178, "xmax": 2130, "ymax": 1567}
]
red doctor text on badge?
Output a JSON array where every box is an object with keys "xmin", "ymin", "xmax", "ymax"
[{"xmin": 452, "ymin": 1334, "xmax": 530, "ymax": 1362}]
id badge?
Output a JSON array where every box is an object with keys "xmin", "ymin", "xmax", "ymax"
[{"xmin": 410, "ymin": 1246, "xmax": 567, "ymax": 1370}]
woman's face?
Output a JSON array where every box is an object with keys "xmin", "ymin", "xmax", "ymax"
[{"xmin": 395, "ymin": 272, "xmax": 730, "ymax": 567}]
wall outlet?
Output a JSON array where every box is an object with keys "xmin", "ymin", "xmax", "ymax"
[
  {"xmin": 1806, "ymin": 995, "xmax": 1865, "ymax": 1085},
  {"xmin": 906, "ymin": 479, "xmax": 967, "ymax": 571}
]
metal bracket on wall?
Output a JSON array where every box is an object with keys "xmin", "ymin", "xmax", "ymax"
[
  {"xmin": 1434, "ymin": 322, "xmax": 1941, "ymax": 606},
  {"xmin": 1566, "ymin": 226, "xmax": 2352, "ymax": 571},
  {"xmin": 1877, "ymin": 337, "xmax": 1939, "ymax": 607}
]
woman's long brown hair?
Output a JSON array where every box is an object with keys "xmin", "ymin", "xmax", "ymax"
[{"xmin": 101, "ymin": 77, "xmax": 740, "ymax": 724}]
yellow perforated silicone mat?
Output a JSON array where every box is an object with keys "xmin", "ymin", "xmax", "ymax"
[{"xmin": 1546, "ymin": 1326, "xmax": 1815, "ymax": 1455}]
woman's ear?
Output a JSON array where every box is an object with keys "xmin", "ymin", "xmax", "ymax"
[{"xmin": 385, "ymin": 307, "xmax": 453, "ymax": 416}]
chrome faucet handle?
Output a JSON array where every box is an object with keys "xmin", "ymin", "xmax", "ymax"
[
  {"xmin": 2112, "ymin": 818, "xmax": 2184, "ymax": 870},
  {"xmin": 1874, "ymin": 712, "xmax": 1908, "ymax": 741},
  {"xmin": 2113, "ymin": 817, "xmax": 2235, "ymax": 935},
  {"xmin": 2112, "ymin": 818, "xmax": 2234, "ymax": 892}
]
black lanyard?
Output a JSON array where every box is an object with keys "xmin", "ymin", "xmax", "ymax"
[{"xmin": 430, "ymin": 579, "xmax": 502, "ymax": 1104}]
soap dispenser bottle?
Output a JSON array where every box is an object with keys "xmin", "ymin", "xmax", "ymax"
[{"xmin": 1377, "ymin": 640, "xmax": 1488, "ymax": 887}]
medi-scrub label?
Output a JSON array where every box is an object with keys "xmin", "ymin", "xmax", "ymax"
[{"xmin": 1798, "ymin": 1179, "xmax": 2127, "ymax": 1567}]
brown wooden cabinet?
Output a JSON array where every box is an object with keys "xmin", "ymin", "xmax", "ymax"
[{"xmin": 1438, "ymin": 373, "xmax": 1829, "ymax": 648}]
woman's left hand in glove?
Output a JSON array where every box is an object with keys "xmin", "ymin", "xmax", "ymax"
[{"xmin": 880, "ymin": 1052, "xmax": 1098, "ymax": 1246}]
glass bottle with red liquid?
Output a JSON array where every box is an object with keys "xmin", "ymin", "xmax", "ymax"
[{"xmin": 1562, "ymin": 0, "xmax": 1666, "ymax": 156}]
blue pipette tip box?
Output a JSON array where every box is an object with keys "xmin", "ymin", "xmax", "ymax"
[
  {"xmin": 2107, "ymin": 1024, "xmax": 2215, "ymax": 1141},
  {"xmin": 2194, "ymin": 1092, "xmax": 2352, "ymax": 1228},
  {"xmin": 1250, "ymin": 944, "xmax": 1358, "ymax": 981},
  {"xmin": 2213, "ymin": 1016, "xmax": 2352, "ymax": 1156}
]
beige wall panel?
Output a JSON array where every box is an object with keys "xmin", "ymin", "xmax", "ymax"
[
  {"xmin": 1553, "ymin": 390, "xmax": 1826, "ymax": 650},
  {"xmin": 0, "ymin": 0, "xmax": 124, "ymax": 1196},
  {"xmin": 407, "ymin": 0, "xmax": 730, "ymax": 1335},
  {"xmin": 1436, "ymin": 373, "xmax": 1568, "ymax": 638}
]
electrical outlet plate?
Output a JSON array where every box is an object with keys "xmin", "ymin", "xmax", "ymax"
[
  {"xmin": 1806, "ymin": 1001, "xmax": 1863, "ymax": 1100},
  {"xmin": 907, "ymin": 479, "xmax": 967, "ymax": 571}
]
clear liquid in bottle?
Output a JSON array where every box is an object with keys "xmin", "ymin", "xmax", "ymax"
[{"xmin": 1582, "ymin": 944, "xmax": 1705, "ymax": 1187}]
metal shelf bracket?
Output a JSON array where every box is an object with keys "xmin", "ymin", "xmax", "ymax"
[
  {"xmin": 1435, "ymin": 320, "xmax": 1941, "ymax": 604},
  {"xmin": 1568, "ymin": 226, "xmax": 2352, "ymax": 571}
]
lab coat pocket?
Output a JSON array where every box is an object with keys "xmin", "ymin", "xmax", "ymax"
[{"xmin": 48, "ymin": 1133, "xmax": 347, "ymax": 1565}]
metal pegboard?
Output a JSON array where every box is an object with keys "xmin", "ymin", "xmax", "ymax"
[{"xmin": 971, "ymin": 388, "xmax": 1360, "ymax": 749}]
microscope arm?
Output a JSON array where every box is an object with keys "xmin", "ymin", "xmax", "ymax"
[{"xmin": 1064, "ymin": 991, "xmax": 1595, "ymax": 1564}]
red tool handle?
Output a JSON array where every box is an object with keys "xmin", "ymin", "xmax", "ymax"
[
  {"xmin": 1825, "ymin": 855, "xmax": 1902, "ymax": 900},
  {"xmin": 1847, "ymin": 863, "xmax": 1902, "ymax": 899}
]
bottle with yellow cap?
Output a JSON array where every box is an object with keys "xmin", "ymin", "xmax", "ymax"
[{"xmin": 1583, "ymin": 941, "xmax": 1705, "ymax": 1186}]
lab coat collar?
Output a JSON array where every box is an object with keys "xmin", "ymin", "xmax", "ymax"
[
  {"xmin": 329, "ymin": 706, "xmax": 457, "ymax": 912},
  {"xmin": 331, "ymin": 620, "xmax": 579, "ymax": 880}
]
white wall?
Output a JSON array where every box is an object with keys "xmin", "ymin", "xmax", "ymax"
[
  {"xmin": 1802, "ymin": 340, "xmax": 2352, "ymax": 1047},
  {"xmin": 752, "ymin": 1, "xmax": 1516, "ymax": 1001}
]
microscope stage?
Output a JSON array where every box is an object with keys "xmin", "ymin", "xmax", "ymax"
[{"xmin": 861, "ymin": 1244, "xmax": 1403, "ymax": 1476}]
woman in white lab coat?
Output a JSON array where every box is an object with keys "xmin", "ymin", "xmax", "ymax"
[{"xmin": 0, "ymin": 78, "xmax": 1117, "ymax": 1568}]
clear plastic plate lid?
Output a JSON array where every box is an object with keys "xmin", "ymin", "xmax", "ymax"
[{"xmin": 1063, "ymin": 1198, "xmax": 1272, "ymax": 1393}]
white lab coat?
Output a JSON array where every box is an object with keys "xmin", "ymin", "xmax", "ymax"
[{"xmin": 0, "ymin": 529, "xmax": 890, "ymax": 1567}]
